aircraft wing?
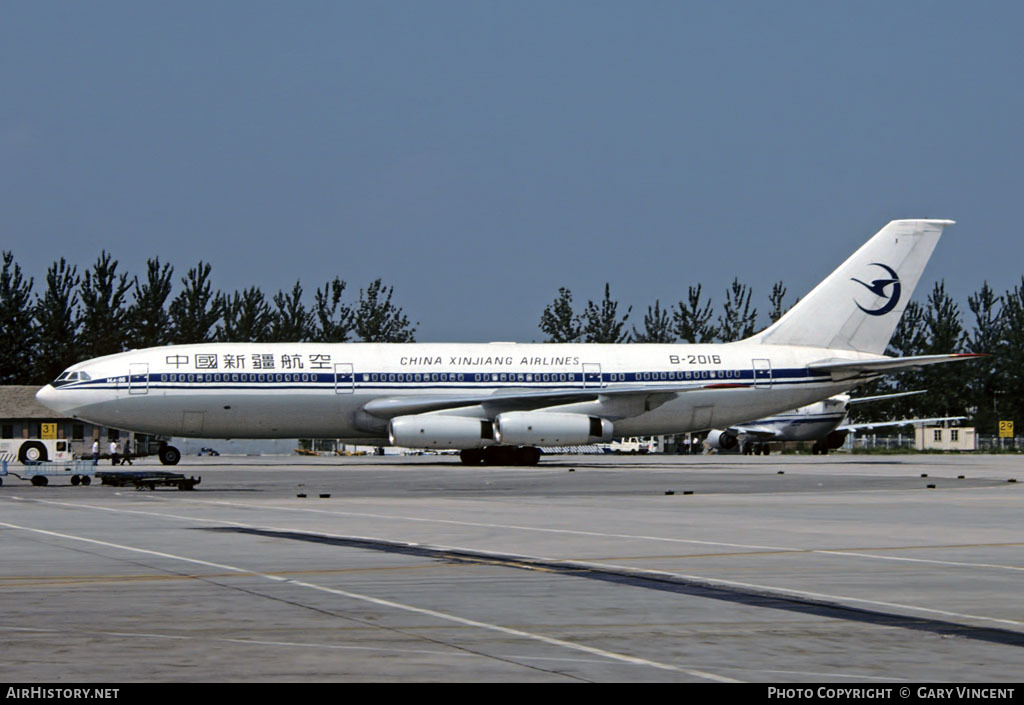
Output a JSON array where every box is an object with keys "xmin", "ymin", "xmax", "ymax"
[
  {"xmin": 840, "ymin": 416, "xmax": 967, "ymax": 432},
  {"xmin": 808, "ymin": 354, "xmax": 986, "ymax": 382},
  {"xmin": 361, "ymin": 382, "xmax": 744, "ymax": 420}
]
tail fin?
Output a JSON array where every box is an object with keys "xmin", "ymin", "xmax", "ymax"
[{"xmin": 749, "ymin": 219, "xmax": 954, "ymax": 354}]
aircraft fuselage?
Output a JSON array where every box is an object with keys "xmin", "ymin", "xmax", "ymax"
[{"xmin": 37, "ymin": 341, "xmax": 868, "ymax": 442}]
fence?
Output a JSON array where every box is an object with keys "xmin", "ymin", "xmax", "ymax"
[
  {"xmin": 977, "ymin": 435, "xmax": 1024, "ymax": 451},
  {"xmin": 846, "ymin": 434, "xmax": 1023, "ymax": 452}
]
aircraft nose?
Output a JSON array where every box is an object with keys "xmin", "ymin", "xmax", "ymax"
[{"xmin": 36, "ymin": 385, "xmax": 66, "ymax": 414}]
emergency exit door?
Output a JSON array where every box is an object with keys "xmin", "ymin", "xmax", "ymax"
[
  {"xmin": 334, "ymin": 363, "xmax": 354, "ymax": 393},
  {"xmin": 129, "ymin": 363, "xmax": 149, "ymax": 395},
  {"xmin": 583, "ymin": 363, "xmax": 603, "ymax": 388},
  {"xmin": 752, "ymin": 359, "xmax": 772, "ymax": 389}
]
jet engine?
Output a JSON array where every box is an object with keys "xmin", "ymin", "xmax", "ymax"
[
  {"xmin": 705, "ymin": 429, "xmax": 738, "ymax": 451},
  {"xmin": 493, "ymin": 412, "xmax": 613, "ymax": 446},
  {"xmin": 388, "ymin": 415, "xmax": 494, "ymax": 449}
]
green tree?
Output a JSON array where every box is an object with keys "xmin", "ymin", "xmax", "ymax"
[
  {"xmin": 917, "ymin": 281, "xmax": 968, "ymax": 420},
  {"xmin": 767, "ymin": 281, "xmax": 789, "ymax": 324},
  {"xmin": 0, "ymin": 252, "xmax": 37, "ymax": 384},
  {"xmin": 311, "ymin": 277, "xmax": 354, "ymax": 342},
  {"xmin": 631, "ymin": 299, "xmax": 674, "ymax": 343},
  {"xmin": 354, "ymin": 279, "xmax": 416, "ymax": 343},
  {"xmin": 717, "ymin": 278, "xmax": 757, "ymax": 341},
  {"xmin": 876, "ymin": 300, "xmax": 928, "ymax": 421},
  {"xmin": 169, "ymin": 262, "xmax": 222, "ymax": 344},
  {"xmin": 672, "ymin": 284, "xmax": 717, "ymax": 343},
  {"xmin": 78, "ymin": 251, "xmax": 132, "ymax": 360},
  {"xmin": 32, "ymin": 259, "xmax": 80, "ymax": 384},
  {"xmin": 996, "ymin": 278, "xmax": 1024, "ymax": 431},
  {"xmin": 270, "ymin": 281, "xmax": 312, "ymax": 342},
  {"xmin": 128, "ymin": 258, "xmax": 174, "ymax": 349},
  {"xmin": 964, "ymin": 282, "xmax": 1003, "ymax": 433},
  {"xmin": 539, "ymin": 287, "xmax": 582, "ymax": 343},
  {"xmin": 217, "ymin": 287, "xmax": 274, "ymax": 342},
  {"xmin": 581, "ymin": 283, "xmax": 631, "ymax": 343}
]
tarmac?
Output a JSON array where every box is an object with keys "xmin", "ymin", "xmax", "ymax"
[{"xmin": 1, "ymin": 452, "xmax": 1022, "ymax": 683}]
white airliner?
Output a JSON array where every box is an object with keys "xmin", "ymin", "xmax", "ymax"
[
  {"xmin": 705, "ymin": 390, "xmax": 966, "ymax": 455},
  {"xmin": 36, "ymin": 219, "xmax": 981, "ymax": 466}
]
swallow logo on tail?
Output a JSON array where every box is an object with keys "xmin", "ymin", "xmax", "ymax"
[{"xmin": 851, "ymin": 263, "xmax": 901, "ymax": 316}]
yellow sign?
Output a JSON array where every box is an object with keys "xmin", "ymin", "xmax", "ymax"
[
  {"xmin": 999, "ymin": 420, "xmax": 1014, "ymax": 438},
  {"xmin": 41, "ymin": 423, "xmax": 57, "ymax": 440}
]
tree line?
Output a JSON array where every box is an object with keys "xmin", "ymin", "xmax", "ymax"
[
  {"xmin": 538, "ymin": 279, "xmax": 1024, "ymax": 435},
  {"xmin": 2, "ymin": 250, "xmax": 1021, "ymax": 434},
  {"xmin": 539, "ymin": 279, "xmax": 783, "ymax": 344},
  {"xmin": 0, "ymin": 251, "xmax": 417, "ymax": 386}
]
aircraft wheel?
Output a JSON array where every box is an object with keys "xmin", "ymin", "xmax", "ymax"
[
  {"xmin": 159, "ymin": 445, "xmax": 181, "ymax": 465},
  {"xmin": 761, "ymin": 445, "xmax": 770, "ymax": 456},
  {"xmin": 460, "ymin": 449, "xmax": 484, "ymax": 465},
  {"xmin": 483, "ymin": 446, "xmax": 514, "ymax": 466},
  {"xmin": 516, "ymin": 447, "xmax": 541, "ymax": 466}
]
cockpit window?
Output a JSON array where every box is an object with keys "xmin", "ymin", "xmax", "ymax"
[{"xmin": 52, "ymin": 370, "xmax": 91, "ymax": 385}]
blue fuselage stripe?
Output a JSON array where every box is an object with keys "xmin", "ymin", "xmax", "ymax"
[{"xmin": 57, "ymin": 366, "xmax": 831, "ymax": 394}]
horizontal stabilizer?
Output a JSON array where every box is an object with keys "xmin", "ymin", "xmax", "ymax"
[{"xmin": 809, "ymin": 354, "xmax": 986, "ymax": 381}]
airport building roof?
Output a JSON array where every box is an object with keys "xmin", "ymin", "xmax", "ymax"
[{"xmin": 0, "ymin": 386, "xmax": 57, "ymax": 420}]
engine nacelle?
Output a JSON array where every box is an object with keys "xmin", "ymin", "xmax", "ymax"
[
  {"xmin": 388, "ymin": 415, "xmax": 495, "ymax": 449},
  {"xmin": 493, "ymin": 412, "xmax": 613, "ymax": 446},
  {"xmin": 705, "ymin": 429, "xmax": 738, "ymax": 451}
]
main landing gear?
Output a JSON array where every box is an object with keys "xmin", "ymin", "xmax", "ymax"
[
  {"xmin": 158, "ymin": 445, "xmax": 182, "ymax": 465},
  {"xmin": 742, "ymin": 442, "xmax": 771, "ymax": 455},
  {"xmin": 460, "ymin": 446, "xmax": 542, "ymax": 466}
]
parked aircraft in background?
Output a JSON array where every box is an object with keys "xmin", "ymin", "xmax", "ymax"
[
  {"xmin": 36, "ymin": 219, "xmax": 981, "ymax": 466},
  {"xmin": 704, "ymin": 390, "xmax": 967, "ymax": 455}
]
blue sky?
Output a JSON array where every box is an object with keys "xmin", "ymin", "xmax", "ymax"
[{"xmin": 2, "ymin": 1, "xmax": 1021, "ymax": 342}]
